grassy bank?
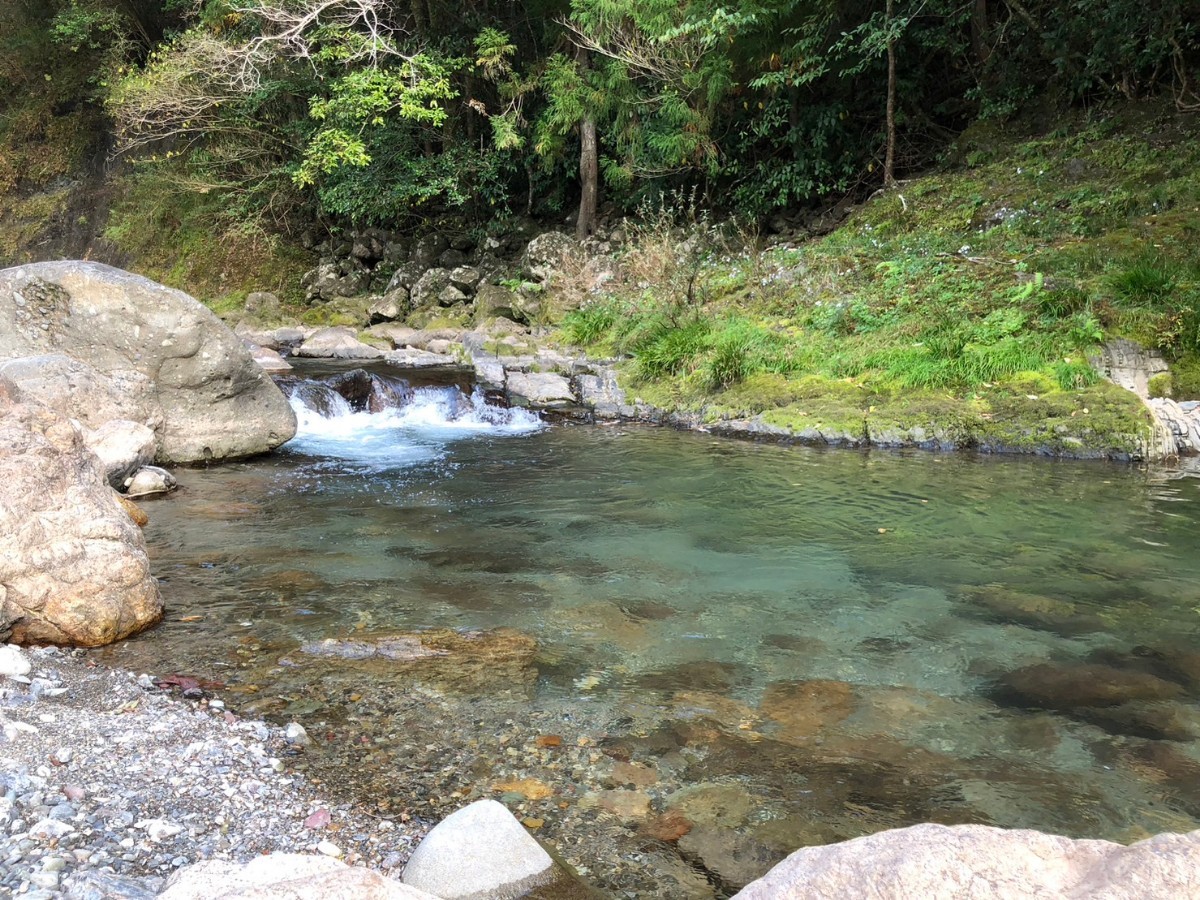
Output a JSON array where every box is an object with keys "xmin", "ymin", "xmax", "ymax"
[{"xmin": 557, "ymin": 107, "xmax": 1200, "ymax": 456}]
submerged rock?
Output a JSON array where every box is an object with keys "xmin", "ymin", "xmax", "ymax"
[
  {"xmin": 0, "ymin": 262, "xmax": 296, "ymax": 463},
  {"xmin": 732, "ymin": 823, "xmax": 1200, "ymax": 899},
  {"xmin": 997, "ymin": 662, "xmax": 1183, "ymax": 710},
  {"xmin": 759, "ymin": 679, "xmax": 858, "ymax": 743}
]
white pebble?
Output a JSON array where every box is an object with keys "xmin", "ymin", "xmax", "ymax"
[{"xmin": 316, "ymin": 840, "xmax": 343, "ymax": 858}]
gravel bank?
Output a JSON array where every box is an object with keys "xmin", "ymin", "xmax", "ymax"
[{"xmin": 0, "ymin": 647, "xmax": 427, "ymax": 899}]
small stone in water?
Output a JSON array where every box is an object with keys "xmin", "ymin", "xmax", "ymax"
[
  {"xmin": 535, "ymin": 735, "xmax": 563, "ymax": 748},
  {"xmin": 284, "ymin": 723, "xmax": 310, "ymax": 745}
]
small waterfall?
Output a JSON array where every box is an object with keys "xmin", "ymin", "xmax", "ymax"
[{"xmin": 280, "ymin": 369, "xmax": 542, "ymax": 467}]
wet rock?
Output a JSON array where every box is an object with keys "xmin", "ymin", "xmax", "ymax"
[
  {"xmin": 491, "ymin": 778, "xmax": 554, "ymax": 801},
  {"xmin": 385, "ymin": 349, "xmax": 465, "ymax": 371},
  {"xmin": 1077, "ymin": 701, "xmax": 1200, "ymax": 741},
  {"xmin": 402, "ymin": 799, "xmax": 558, "ymax": 898},
  {"xmin": 576, "ymin": 369, "xmax": 630, "ymax": 420},
  {"xmin": 678, "ymin": 826, "xmax": 784, "ymax": 893},
  {"xmin": 580, "ymin": 789, "xmax": 651, "ymax": 820},
  {"xmin": 607, "ymin": 761, "xmax": 658, "ymax": 789},
  {"xmin": 664, "ymin": 783, "xmax": 756, "ymax": 831},
  {"xmin": 0, "ymin": 392, "xmax": 161, "ymax": 646},
  {"xmin": 0, "ymin": 262, "xmax": 296, "ymax": 462},
  {"xmin": 123, "ymin": 465, "xmax": 177, "ymax": 498},
  {"xmin": 161, "ymin": 854, "xmax": 435, "ymax": 900},
  {"xmin": 996, "ymin": 662, "xmax": 1183, "ymax": 710},
  {"xmin": 301, "ymin": 637, "xmax": 447, "ymax": 662},
  {"xmin": 325, "ymin": 369, "xmax": 413, "ymax": 413},
  {"xmin": 117, "ymin": 494, "xmax": 149, "ymax": 527},
  {"xmin": 967, "ymin": 585, "xmax": 1102, "ymax": 634},
  {"xmin": 294, "ymin": 328, "xmax": 383, "ymax": 360},
  {"xmin": 759, "ymin": 680, "xmax": 858, "ymax": 743},
  {"xmin": 641, "ymin": 810, "xmax": 694, "ymax": 843},
  {"xmin": 732, "ymin": 823, "xmax": 1200, "ymax": 900}
]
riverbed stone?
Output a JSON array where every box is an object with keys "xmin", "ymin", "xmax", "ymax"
[
  {"xmin": 997, "ymin": 662, "xmax": 1183, "ymax": 710},
  {"xmin": 161, "ymin": 854, "xmax": 436, "ymax": 900},
  {"xmin": 402, "ymin": 798, "xmax": 557, "ymax": 898},
  {"xmin": 0, "ymin": 262, "xmax": 296, "ymax": 463},
  {"xmin": 731, "ymin": 823, "xmax": 1200, "ymax": 899},
  {"xmin": 123, "ymin": 465, "xmax": 177, "ymax": 497},
  {"xmin": 0, "ymin": 391, "xmax": 162, "ymax": 646},
  {"xmin": 678, "ymin": 826, "xmax": 785, "ymax": 892},
  {"xmin": 759, "ymin": 679, "xmax": 858, "ymax": 743},
  {"xmin": 248, "ymin": 344, "xmax": 293, "ymax": 374}
]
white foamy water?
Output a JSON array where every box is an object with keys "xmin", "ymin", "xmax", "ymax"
[{"xmin": 285, "ymin": 382, "xmax": 543, "ymax": 468}]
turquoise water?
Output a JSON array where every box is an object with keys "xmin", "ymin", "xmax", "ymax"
[{"xmin": 101, "ymin": 367, "xmax": 1200, "ymax": 896}]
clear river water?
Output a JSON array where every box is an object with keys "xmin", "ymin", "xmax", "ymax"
[{"xmin": 98, "ymin": 364, "xmax": 1200, "ymax": 897}]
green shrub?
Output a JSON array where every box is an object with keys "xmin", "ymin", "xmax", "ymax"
[{"xmin": 1148, "ymin": 372, "xmax": 1173, "ymax": 399}]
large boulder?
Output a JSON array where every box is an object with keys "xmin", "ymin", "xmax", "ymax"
[
  {"xmin": 732, "ymin": 823, "xmax": 1200, "ymax": 899},
  {"xmin": 0, "ymin": 389, "xmax": 162, "ymax": 646},
  {"xmin": 81, "ymin": 418, "xmax": 157, "ymax": 488},
  {"xmin": 403, "ymin": 799, "xmax": 592, "ymax": 899},
  {"xmin": 293, "ymin": 327, "xmax": 384, "ymax": 360},
  {"xmin": 521, "ymin": 232, "xmax": 576, "ymax": 283},
  {"xmin": 0, "ymin": 262, "xmax": 296, "ymax": 463},
  {"xmin": 161, "ymin": 854, "xmax": 436, "ymax": 900}
]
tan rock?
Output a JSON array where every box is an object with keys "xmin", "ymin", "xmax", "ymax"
[
  {"xmin": 0, "ymin": 263, "xmax": 296, "ymax": 463},
  {"xmin": 733, "ymin": 823, "xmax": 1200, "ymax": 899},
  {"xmin": 0, "ymin": 392, "xmax": 161, "ymax": 646},
  {"xmin": 491, "ymin": 778, "xmax": 554, "ymax": 801},
  {"xmin": 161, "ymin": 853, "xmax": 436, "ymax": 900},
  {"xmin": 760, "ymin": 679, "xmax": 858, "ymax": 743}
]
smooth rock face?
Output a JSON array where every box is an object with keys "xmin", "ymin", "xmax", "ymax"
[
  {"xmin": 81, "ymin": 419, "xmax": 156, "ymax": 489},
  {"xmin": 161, "ymin": 853, "xmax": 437, "ymax": 900},
  {"xmin": 732, "ymin": 823, "xmax": 1200, "ymax": 899},
  {"xmin": 294, "ymin": 327, "xmax": 384, "ymax": 360},
  {"xmin": 0, "ymin": 353, "xmax": 160, "ymax": 433},
  {"xmin": 0, "ymin": 262, "xmax": 296, "ymax": 462},
  {"xmin": 402, "ymin": 798, "xmax": 555, "ymax": 899},
  {"xmin": 506, "ymin": 372, "xmax": 575, "ymax": 409},
  {"xmin": 0, "ymin": 391, "xmax": 162, "ymax": 646}
]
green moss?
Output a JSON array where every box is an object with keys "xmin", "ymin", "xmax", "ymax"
[
  {"xmin": 300, "ymin": 308, "xmax": 361, "ymax": 328},
  {"xmin": 1148, "ymin": 372, "xmax": 1173, "ymax": 399},
  {"xmin": 1172, "ymin": 355, "xmax": 1200, "ymax": 400}
]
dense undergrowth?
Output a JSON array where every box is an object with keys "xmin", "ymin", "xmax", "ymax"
[{"xmin": 556, "ymin": 107, "xmax": 1200, "ymax": 448}]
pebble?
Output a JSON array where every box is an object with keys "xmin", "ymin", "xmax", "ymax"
[{"xmin": 0, "ymin": 648, "xmax": 427, "ymax": 898}]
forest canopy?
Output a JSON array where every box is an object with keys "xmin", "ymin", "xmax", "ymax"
[{"xmin": 3, "ymin": 0, "xmax": 1198, "ymax": 236}]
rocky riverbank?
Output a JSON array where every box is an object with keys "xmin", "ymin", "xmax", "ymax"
[{"xmin": 0, "ymin": 645, "xmax": 428, "ymax": 899}]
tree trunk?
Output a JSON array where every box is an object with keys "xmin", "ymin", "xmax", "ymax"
[
  {"xmin": 575, "ymin": 47, "xmax": 598, "ymax": 239},
  {"xmin": 577, "ymin": 114, "xmax": 598, "ymax": 239},
  {"xmin": 970, "ymin": 0, "xmax": 991, "ymax": 67},
  {"xmin": 883, "ymin": 0, "xmax": 898, "ymax": 189}
]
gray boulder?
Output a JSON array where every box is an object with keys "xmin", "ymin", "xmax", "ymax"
[
  {"xmin": 437, "ymin": 285, "xmax": 469, "ymax": 307},
  {"xmin": 506, "ymin": 372, "xmax": 576, "ymax": 409},
  {"xmin": 411, "ymin": 234, "xmax": 450, "ymax": 271},
  {"xmin": 402, "ymin": 799, "xmax": 561, "ymax": 899},
  {"xmin": 472, "ymin": 285, "xmax": 520, "ymax": 322},
  {"xmin": 369, "ymin": 289, "xmax": 410, "ymax": 324},
  {"xmin": 449, "ymin": 266, "xmax": 482, "ymax": 294},
  {"xmin": 411, "ymin": 269, "xmax": 452, "ymax": 307},
  {"xmin": 732, "ymin": 823, "xmax": 1200, "ymax": 900},
  {"xmin": 294, "ymin": 327, "xmax": 383, "ymax": 360},
  {"xmin": 521, "ymin": 232, "xmax": 576, "ymax": 283},
  {"xmin": 248, "ymin": 344, "xmax": 293, "ymax": 374},
  {"xmin": 0, "ymin": 262, "xmax": 296, "ymax": 463},
  {"xmin": 0, "ymin": 389, "xmax": 162, "ymax": 646},
  {"xmin": 0, "ymin": 353, "xmax": 160, "ymax": 434},
  {"xmin": 244, "ymin": 291, "xmax": 281, "ymax": 319}
]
